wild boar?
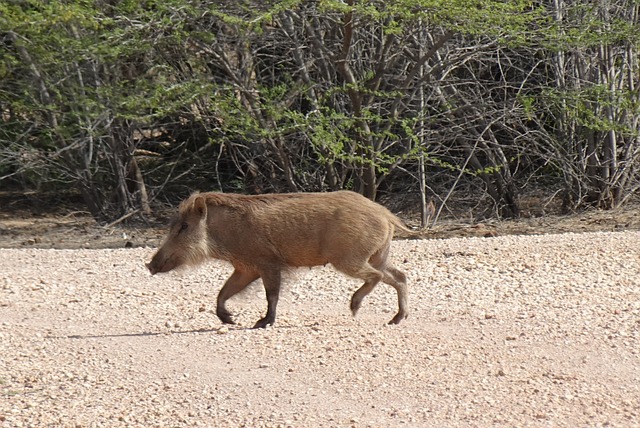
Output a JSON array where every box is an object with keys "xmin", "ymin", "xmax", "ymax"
[{"xmin": 146, "ymin": 191, "xmax": 415, "ymax": 328}]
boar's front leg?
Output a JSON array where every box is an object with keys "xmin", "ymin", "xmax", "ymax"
[
  {"xmin": 217, "ymin": 268, "xmax": 260, "ymax": 325},
  {"xmin": 253, "ymin": 269, "xmax": 282, "ymax": 329}
]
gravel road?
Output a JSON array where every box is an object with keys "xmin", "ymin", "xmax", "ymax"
[{"xmin": 1, "ymin": 231, "xmax": 639, "ymax": 427}]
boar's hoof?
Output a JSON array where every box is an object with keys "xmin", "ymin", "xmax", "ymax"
[
  {"xmin": 350, "ymin": 297, "xmax": 363, "ymax": 317},
  {"xmin": 388, "ymin": 312, "xmax": 407, "ymax": 325},
  {"xmin": 216, "ymin": 309, "xmax": 236, "ymax": 325},
  {"xmin": 253, "ymin": 317, "xmax": 275, "ymax": 329}
]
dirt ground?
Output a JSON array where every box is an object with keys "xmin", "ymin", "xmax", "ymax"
[{"xmin": 1, "ymin": 198, "xmax": 640, "ymax": 427}]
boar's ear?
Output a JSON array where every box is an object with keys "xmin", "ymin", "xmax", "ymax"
[{"xmin": 192, "ymin": 196, "xmax": 207, "ymax": 219}]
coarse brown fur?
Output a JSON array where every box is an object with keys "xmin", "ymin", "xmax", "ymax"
[{"xmin": 146, "ymin": 191, "xmax": 415, "ymax": 328}]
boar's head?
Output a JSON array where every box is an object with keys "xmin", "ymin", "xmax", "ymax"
[{"xmin": 146, "ymin": 195, "xmax": 211, "ymax": 275}]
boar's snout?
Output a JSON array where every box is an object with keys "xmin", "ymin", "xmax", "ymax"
[
  {"xmin": 146, "ymin": 251, "xmax": 178, "ymax": 275},
  {"xmin": 146, "ymin": 261, "xmax": 158, "ymax": 275}
]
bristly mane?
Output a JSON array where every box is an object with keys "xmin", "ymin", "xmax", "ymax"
[{"xmin": 184, "ymin": 192, "xmax": 306, "ymax": 213}]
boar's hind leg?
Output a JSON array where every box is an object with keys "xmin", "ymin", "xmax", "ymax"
[
  {"xmin": 217, "ymin": 268, "xmax": 260, "ymax": 325},
  {"xmin": 381, "ymin": 266, "xmax": 408, "ymax": 325},
  {"xmin": 369, "ymin": 246, "xmax": 409, "ymax": 324},
  {"xmin": 335, "ymin": 263, "xmax": 384, "ymax": 318},
  {"xmin": 253, "ymin": 269, "xmax": 282, "ymax": 329}
]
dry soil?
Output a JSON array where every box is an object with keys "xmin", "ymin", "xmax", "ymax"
[{"xmin": 1, "ymin": 225, "xmax": 640, "ymax": 427}]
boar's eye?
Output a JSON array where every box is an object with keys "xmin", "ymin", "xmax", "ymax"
[{"xmin": 178, "ymin": 222, "xmax": 188, "ymax": 233}]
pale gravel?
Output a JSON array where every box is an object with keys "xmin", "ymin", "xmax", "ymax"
[{"xmin": 1, "ymin": 231, "xmax": 640, "ymax": 427}]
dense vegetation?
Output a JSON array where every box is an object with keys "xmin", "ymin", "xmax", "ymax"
[{"xmin": 1, "ymin": 0, "xmax": 639, "ymax": 223}]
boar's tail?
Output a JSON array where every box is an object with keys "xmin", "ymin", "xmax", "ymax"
[{"xmin": 387, "ymin": 213, "xmax": 423, "ymax": 239}]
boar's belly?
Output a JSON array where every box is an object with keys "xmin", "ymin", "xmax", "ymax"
[
  {"xmin": 274, "ymin": 237, "xmax": 329, "ymax": 267},
  {"xmin": 280, "ymin": 246, "xmax": 328, "ymax": 267}
]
